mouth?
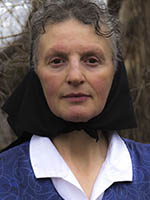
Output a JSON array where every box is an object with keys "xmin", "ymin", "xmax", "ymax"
[
  {"xmin": 62, "ymin": 93, "xmax": 92, "ymax": 102},
  {"xmin": 64, "ymin": 93, "xmax": 91, "ymax": 97}
]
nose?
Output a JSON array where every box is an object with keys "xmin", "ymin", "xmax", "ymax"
[{"xmin": 66, "ymin": 59, "xmax": 85, "ymax": 86}]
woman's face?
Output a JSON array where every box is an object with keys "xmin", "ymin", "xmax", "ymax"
[{"xmin": 37, "ymin": 19, "xmax": 115, "ymax": 122}]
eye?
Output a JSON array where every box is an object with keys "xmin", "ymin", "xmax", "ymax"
[
  {"xmin": 88, "ymin": 58, "xmax": 98, "ymax": 64},
  {"xmin": 84, "ymin": 56, "xmax": 100, "ymax": 67},
  {"xmin": 49, "ymin": 57, "xmax": 66, "ymax": 68}
]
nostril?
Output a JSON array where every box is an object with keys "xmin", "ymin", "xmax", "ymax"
[
  {"xmin": 67, "ymin": 80, "xmax": 71, "ymax": 85},
  {"xmin": 66, "ymin": 67, "xmax": 85, "ymax": 86},
  {"xmin": 67, "ymin": 79, "xmax": 84, "ymax": 86}
]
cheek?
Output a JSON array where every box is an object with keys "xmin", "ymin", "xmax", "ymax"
[
  {"xmin": 92, "ymin": 75, "xmax": 113, "ymax": 101},
  {"xmin": 41, "ymin": 77, "xmax": 60, "ymax": 114},
  {"xmin": 38, "ymin": 72, "xmax": 59, "ymax": 103},
  {"xmin": 43, "ymin": 79, "xmax": 58, "ymax": 101}
]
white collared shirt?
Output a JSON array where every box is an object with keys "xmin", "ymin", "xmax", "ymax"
[{"xmin": 30, "ymin": 133, "xmax": 132, "ymax": 200}]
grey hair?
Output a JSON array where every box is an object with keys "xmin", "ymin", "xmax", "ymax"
[{"xmin": 30, "ymin": 0, "xmax": 120, "ymax": 69}]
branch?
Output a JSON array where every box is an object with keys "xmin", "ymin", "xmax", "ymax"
[{"xmin": 0, "ymin": 32, "xmax": 27, "ymax": 40}]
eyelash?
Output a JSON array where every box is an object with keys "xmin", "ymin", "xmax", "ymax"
[
  {"xmin": 48, "ymin": 56, "xmax": 103, "ymax": 68},
  {"xmin": 49, "ymin": 57, "xmax": 66, "ymax": 67},
  {"xmin": 83, "ymin": 57, "xmax": 101, "ymax": 66}
]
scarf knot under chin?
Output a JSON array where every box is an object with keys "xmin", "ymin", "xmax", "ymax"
[{"xmin": 60, "ymin": 122, "xmax": 99, "ymax": 140}]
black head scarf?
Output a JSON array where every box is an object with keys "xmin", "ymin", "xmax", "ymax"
[{"xmin": 2, "ymin": 59, "xmax": 137, "ymax": 143}]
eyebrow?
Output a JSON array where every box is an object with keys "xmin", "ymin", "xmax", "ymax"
[
  {"xmin": 44, "ymin": 46, "xmax": 106, "ymax": 62},
  {"xmin": 44, "ymin": 50, "xmax": 68, "ymax": 63},
  {"xmin": 80, "ymin": 51, "xmax": 106, "ymax": 61}
]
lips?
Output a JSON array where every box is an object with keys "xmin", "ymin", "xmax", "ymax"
[
  {"xmin": 62, "ymin": 93, "xmax": 92, "ymax": 103},
  {"xmin": 63, "ymin": 93, "xmax": 91, "ymax": 98}
]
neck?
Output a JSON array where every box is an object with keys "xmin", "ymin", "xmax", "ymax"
[
  {"xmin": 52, "ymin": 130, "xmax": 109, "ymax": 199},
  {"xmin": 53, "ymin": 130, "xmax": 108, "ymax": 161}
]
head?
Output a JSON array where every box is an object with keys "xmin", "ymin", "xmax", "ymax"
[
  {"xmin": 30, "ymin": 0, "xmax": 120, "ymax": 123},
  {"xmin": 30, "ymin": 0, "xmax": 120, "ymax": 69}
]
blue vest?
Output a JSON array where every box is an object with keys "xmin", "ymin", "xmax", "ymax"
[{"xmin": 0, "ymin": 138, "xmax": 150, "ymax": 200}]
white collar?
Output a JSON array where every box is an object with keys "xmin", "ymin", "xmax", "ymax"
[
  {"xmin": 30, "ymin": 133, "xmax": 132, "ymax": 199},
  {"xmin": 30, "ymin": 134, "xmax": 81, "ymax": 189}
]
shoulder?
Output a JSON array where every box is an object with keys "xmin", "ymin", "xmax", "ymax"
[
  {"xmin": 0, "ymin": 141, "xmax": 30, "ymax": 162},
  {"xmin": 0, "ymin": 141, "xmax": 62, "ymax": 199},
  {"xmin": 122, "ymin": 137, "xmax": 150, "ymax": 160},
  {"xmin": 122, "ymin": 137, "xmax": 150, "ymax": 154},
  {"xmin": 122, "ymin": 138, "xmax": 150, "ymax": 180},
  {"xmin": 0, "ymin": 142, "xmax": 31, "ymax": 178},
  {"xmin": 0, "ymin": 142, "xmax": 32, "ymax": 195},
  {"xmin": 103, "ymin": 138, "xmax": 150, "ymax": 200},
  {"xmin": 0, "ymin": 141, "xmax": 31, "ymax": 179}
]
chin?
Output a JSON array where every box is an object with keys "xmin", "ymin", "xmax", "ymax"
[
  {"xmin": 62, "ymin": 113, "xmax": 94, "ymax": 123},
  {"xmin": 54, "ymin": 108, "xmax": 102, "ymax": 123},
  {"xmin": 69, "ymin": 117, "xmax": 89, "ymax": 123}
]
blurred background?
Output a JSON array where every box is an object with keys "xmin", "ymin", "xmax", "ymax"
[{"xmin": 0, "ymin": 0, "xmax": 150, "ymax": 150}]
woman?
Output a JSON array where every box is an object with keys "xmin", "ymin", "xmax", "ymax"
[{"xmin": 1, "ymin": 0, "xmax": 149, "ymax": 200}]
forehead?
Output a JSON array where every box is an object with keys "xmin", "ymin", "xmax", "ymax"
[{"xmin": 39, "ymin": 19, "xmax": 112, "ymax": 58}]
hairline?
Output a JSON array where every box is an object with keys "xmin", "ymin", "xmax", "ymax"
[
  {"xmin": 30, "ymin": 0, "xmax": 120, "ymax": 70},
  {"xmin": 33, "ymin": 19, "xmax": 118, "ymax": 70}
]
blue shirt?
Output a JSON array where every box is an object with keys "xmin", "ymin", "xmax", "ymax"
[{"xmin": 0, "ymin": 135, "xmax": 150, "ymax": 199}]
